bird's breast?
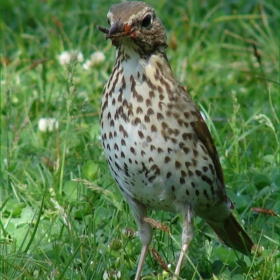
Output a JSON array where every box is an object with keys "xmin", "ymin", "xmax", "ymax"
[{"xmin": 100, "ymin": 56, "xmax": 221, "ymax": 212}]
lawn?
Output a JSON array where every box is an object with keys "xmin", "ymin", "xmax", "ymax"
[{"xmin": 1, "ymin": 0, "xmax": 279, "ymax": 279}]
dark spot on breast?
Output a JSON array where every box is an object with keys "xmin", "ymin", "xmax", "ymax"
[
  {"xmin": 122, "ymin": 99, "xmax": 128, "ymax": 107},
  {"xmin": 203, "ymin": 189, "xmax": 209, "ymax": 198},
  {"xmin": 195, "ymin": 189, "xmax": 200, "ymax": 196},
  {"xmin": 177, "ymin": 119, "xmax": 184, "ymax": 126},
  {"xmin": 121, "ymin": 76, "xmax": 126, "ymax": 90},
  {"xmin": 158, "ymin": 101, "xmax": 165, "ymax": 110},
  {"xmin": 138, "ymin": 130, "xmax": 144, "ymax": 139},
  {"xmin": 147, "ymin": 108, "xmax": 154, "ymax": 116},
  {"xmin": 151, "ymin": 164, "xmax": 161, "ymax": 175},
  {"xmin": 157, "ymin": 112, "xmax": 164, "ymax": 120},
  {"xmin": 173, "ymin": 129, "xmax": 180, "ymax": 136},
  {"xmin": 192, "ymin": 159, "xmax": 197, "ymax": 166},
  {"xmin": 165, "ymin": 156, "xmax": 171, "ymax": 163},
  {"xmin": 201, "ymin": 175, "xmax": 212, "ymax": 185},
  {"xmin": 115, "ymin": 162, "xmax": 121, "ymax": 171},
  {"xmin": 175, "ymin": 161, "xmax": 181, "ymax": 169},
  {"xmin": 130, "ymin": 147, "xmax": 136, "ymax": 155},
  {"xmin": 181, "ymin": 170, "xmax": 187, "ymax": 177},
  {"xmin": 148, "ymin": 175, "xmax": 156, "ymax": 183},
  {"xmin": 119, "ymin": 124, "xmax": 128, "ymax": 138},
  {"xmin": 166, "ymin": 172, "xmax": 172, "ymax": 179},
  {"xmin": 102, "ymin": 99, "xmax": 108, "ymax": 111},
  {"xmin": 137, "ymin": 94, "xmax": 144, "ymax": 102},
  {"xmin": 183, "ymin": 133, "xmax": 193, "ymax": 140},
  {"xmin": 134, "ymin": 117, "xmax": 141, "ymax": 125},
  {"xmin": 166, "ymin": 110, "xmax": 172, "ymax": 117},
  {"xmin": 195, "ymin": 170, "xmax": 201, "ymax": 176},
  {"xmin": 151, "ymin": 125, "xmax": 157, "ymax": 132},
  {"xmin": 144, "ymin": 115, "xmax": 150, "ymax": 122},
  {"xmin": 162, "ymin": 122, "xmax": 169, "ymax": 130},
  {"xmin": 145, "ymin": 136, "xmax": 152, "ymax": 143},
  {"xmin": 180, "ymin": 177, "xmax": 185, "ymax": 184},
  {"xmin": 149, "ymin": 90, "xmax": 156, "ymax": 99},
  {"xmin": 191, "ymin": 110, "xmax": 197, "ymax": 116},
  {"xmin": 193, "ymin": 149, "xmax": 198, "ymax": 158},
  {"xmin": 202, "ymin": 166, "xmax": 208, "ymax": 172},
  {"xmin": 130, "ymin": 75, "xmax": 136, "ymax": 91},
  {"xmin": 179, "ymin": 142, "xmax": 184, "ymax": 148},
  {"xmin": 118, "ymin": 92, "xmax": 122, "ymax": 102},
  {"xmin": 200, "ymin": 144, "xmax": 208, "ymax": 153},
  {"xmin": 146, "ymin": 99, "xmax": 152, "ymax": 107}
]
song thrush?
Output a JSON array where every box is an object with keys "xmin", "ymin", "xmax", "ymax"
[{"xmin": 98, "ymin": 2, "xmax": 254, "ymax": 279}]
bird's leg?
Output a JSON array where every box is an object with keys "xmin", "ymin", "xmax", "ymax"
[
  {"xmin": 126, "ymin": 197, "xmax": 153, "ymax": 280},
  {"xmin": 135, "ymin": 244, "xmax": 149, "ymax": 280},
  {"xmin": 134, "ymin": 215, "xmax": 152, "ymax": 280},
  {"xmin": 174, "ymin": 205, "xmax": 194, "ymax": 278}
]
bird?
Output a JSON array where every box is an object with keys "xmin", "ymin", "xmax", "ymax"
[{"xmin": 98, "ymin": 1, "xmax": 254, "ymax": 279}]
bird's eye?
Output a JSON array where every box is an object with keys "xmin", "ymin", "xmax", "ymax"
[{"xmin": 141, "ymin": 14, "xmax": 153, "ymax": 28}]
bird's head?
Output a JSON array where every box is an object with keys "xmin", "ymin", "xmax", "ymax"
[{"xmin": 98, "ymin": 1, "xmax": 167, "ymax": 54}]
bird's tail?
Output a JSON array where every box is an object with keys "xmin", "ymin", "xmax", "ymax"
[{"xmin": 207, "ymin": 212, "xmax": 254, "ymax": 255}]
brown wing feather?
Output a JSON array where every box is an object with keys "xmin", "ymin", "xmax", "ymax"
[{"xmin": 192, "ymin": 110, "xmax": 229, "ymax": 203}]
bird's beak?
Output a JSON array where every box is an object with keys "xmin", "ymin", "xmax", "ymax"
[{"xmin": 97, "ymin": 21, "xmax": 135, "ymax": 40}]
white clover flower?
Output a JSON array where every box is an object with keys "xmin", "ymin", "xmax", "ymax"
[
  {"xmin": 75, "ymin": 51, "xmax": 84, "ymax": 63},
  {"xmin": 38, "ymin": 118, "xmax": 59, "ymax": 132},
  {"xmin": 82, "ymin": 59, "xmax": 92, "ymax": 70},
  {"xmin": 58, "ymin": 51, "xmax": 71, "ymax": 65},
  {"xmin": 83, "ymin": 51, "xmax": 105, "ymax": 69},
  {"xmin": 90, "ymin": 51, "xmax": 105, "ymax": 66},
  {"xmin": 58, "ymin": 50, "xmax": 84, "ymax": 66},
  {"xmin": 103, "ymin": 271, "xmax": 109, "ymax": 280}
]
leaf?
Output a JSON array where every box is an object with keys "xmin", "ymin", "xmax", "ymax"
[
  {"xmin": 82, "ymin": 160, "xmax": 99, "ymax": 181},
  {"xmin": 63, "ymin": 180, "xmax": 79, "ymax": 201}
]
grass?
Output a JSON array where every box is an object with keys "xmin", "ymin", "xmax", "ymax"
[{"xmin": 1, "ymin": 0, "xmax": 279, "ymax": 279}]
